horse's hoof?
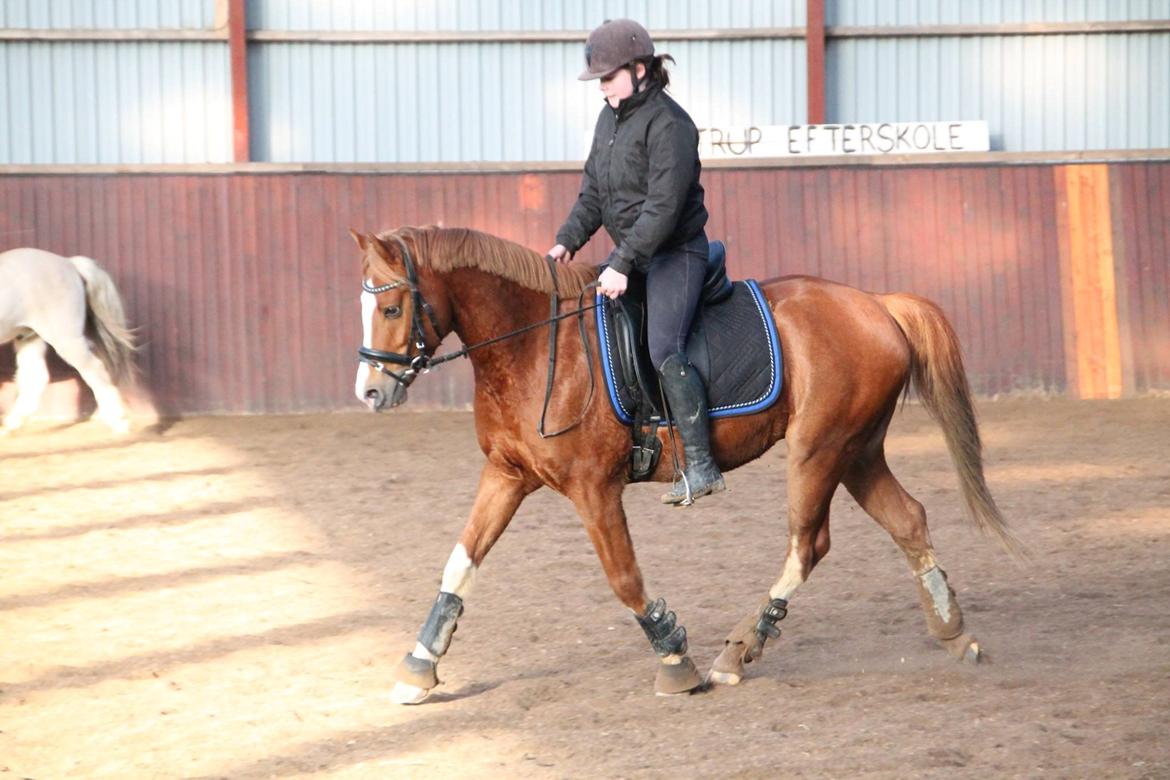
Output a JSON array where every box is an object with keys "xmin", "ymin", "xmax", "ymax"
[
  {"xmin": 99, "ymin": 415, "xmax": 131, "ymax": 434},
  {"xmin": 654, "ymin": 656, "xmax": 704, "ymax": 695},
  {"xmin": 940, "ymin": 632, "xmax": 983, "ymax": 664},
  {"xmin": 390, "ymin": 681, "xmax": 433, "ymax": 705},
  {"xmin": 706, "ymin": 669, "xmax": 743, "ymax": 686},
  {"xmin": 708, "ymin": 638, "xmax": 755, "ymax": 686}
]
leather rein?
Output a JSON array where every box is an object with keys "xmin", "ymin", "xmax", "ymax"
[{"xmin": 356, "ymin": 235, "xmax": 599, "ymax": 438}]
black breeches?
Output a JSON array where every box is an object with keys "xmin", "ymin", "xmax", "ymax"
[{"xmin": 645, "ymin": 233, "xmax": 709, "ymax": 369}]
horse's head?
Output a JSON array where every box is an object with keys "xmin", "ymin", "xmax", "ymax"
[{"xmin": 350, "ymin": 229, "xmax": 447, "ymax": 412}]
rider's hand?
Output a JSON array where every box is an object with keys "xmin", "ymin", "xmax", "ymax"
[
  {"xmin": 548, "ymin": 244, "xmax": 573, "ymax": 264},
  {"xmin": 598, "ymin": 267, "xmax": 628, "ymax": 299}
]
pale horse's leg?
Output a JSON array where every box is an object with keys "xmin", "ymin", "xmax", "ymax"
[
  {"xmin": 390, "ymin": 460, "xmax": 538, "ymax": 704},
  {"xmin": 38, "ymin": 323, "xmax": 130, "ymax": 434},
  {"xmin": 2, "ymin": 333, "xmax": 49, "ymax": 433}
]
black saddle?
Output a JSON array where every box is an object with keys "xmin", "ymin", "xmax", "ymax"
[{"xmin": 596, "ymin": 240, "xmax": 784, "ymax": 480}]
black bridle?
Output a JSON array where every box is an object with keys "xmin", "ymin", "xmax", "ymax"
[
  {"xmin": 356, "ymin": 235, "xmax": 446, "ymax": 390},
  {"xmin": 356, "ymin": 236, "xmax": 600, "ymax": 437}
]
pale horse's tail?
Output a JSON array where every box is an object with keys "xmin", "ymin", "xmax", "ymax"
[
  {"xmin": 68, "ymin": 255, "xmax": 137, "ymax": 385},
  {"xmin": 878, "ymin": 292, "xmax": 1027, "ymax": 559}
]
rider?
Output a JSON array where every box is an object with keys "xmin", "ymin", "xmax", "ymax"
[{"xmin": 548, "ymin": 19, "xmax": 724, "ymax": 505}]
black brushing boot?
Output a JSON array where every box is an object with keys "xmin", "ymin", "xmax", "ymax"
[{"xmin": 657, "ymin": 352, "xmax": 726, "ymax": 505}]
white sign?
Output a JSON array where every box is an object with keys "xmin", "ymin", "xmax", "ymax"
[{"xmin": 696, "ymin": 121, "xmax": 990, "ymax": 158}]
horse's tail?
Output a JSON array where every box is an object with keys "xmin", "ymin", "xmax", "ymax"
[
  {"xmin": 68, "ymin": 255, "xmax": 137, "ymax": 385},
  {"xmin": 879, "ymin": 292, "xmax": 1026, "ymax": 559}
]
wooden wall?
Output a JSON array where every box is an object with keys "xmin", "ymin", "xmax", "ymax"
[{"xmin": 1, "ymin": 159, "xmax": 1167, "ymax": 418}]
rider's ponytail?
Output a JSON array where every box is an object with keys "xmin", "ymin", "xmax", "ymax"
[{"xmin": 644, "ymin": 54, "xmax": 675, "ymax": 90}]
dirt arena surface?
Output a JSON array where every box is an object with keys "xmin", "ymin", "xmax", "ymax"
[{"xmin": 1, "ymin": 399, "xmax": 1168, "ymax": 779}]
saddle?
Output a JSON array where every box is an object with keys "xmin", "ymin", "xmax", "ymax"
[{"xmin": 596, "ymin": 241, "xmax": 784, "ymax": 480}]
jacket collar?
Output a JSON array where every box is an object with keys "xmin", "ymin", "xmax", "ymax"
[{"xmin": 611, "ymin": 83, "xmax": 661, "ymax": 121}]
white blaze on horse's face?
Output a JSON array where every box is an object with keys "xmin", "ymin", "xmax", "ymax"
[{"xmin": 354, "ymin": 284, "xmax": 381, "ymax": 405}]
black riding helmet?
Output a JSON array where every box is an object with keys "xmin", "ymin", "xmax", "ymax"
[{"xmin": 579, "ymin": 19, "xmax": 655, "ymax": 95}]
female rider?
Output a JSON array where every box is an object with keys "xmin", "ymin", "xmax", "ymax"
[{"xmin": 548, "ymin": 19, "xmax": 724, "ymax": 505}]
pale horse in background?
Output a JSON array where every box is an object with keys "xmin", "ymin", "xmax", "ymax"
[{"xmin": 0, "ymin": 247, "xmax": 137, "ymax": 434}]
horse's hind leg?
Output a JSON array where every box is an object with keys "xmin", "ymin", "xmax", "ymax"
[
  {"xmin": 2, "ymin": 333, "xmax": 49, "ymax": 433},
  {"xmin": 391, "ymin": 460, "xmax": 538, "ymax": 705},
  {"xmin": 843, "ymin": 451, "xmax": 982, "ymax": 663},
  {"xmin": 570, "ymin": 481, "xmax": 705, "ymax": 696},
  {"xmin": 709, "ymin": 440, "xmax": 842, "ymax": 685},
  {"xmin": 49, "ymin": 334, "xmax": 129, "ymax": 433}
]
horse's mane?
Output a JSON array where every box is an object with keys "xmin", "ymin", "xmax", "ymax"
[{"xmin": 374, "ymin": 225, "xmax": 599, "ymax": 298}]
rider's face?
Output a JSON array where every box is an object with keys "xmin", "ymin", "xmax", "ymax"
[{"xmin": 599, "ymin": 63, "xmax": 646, "ymax": 108}]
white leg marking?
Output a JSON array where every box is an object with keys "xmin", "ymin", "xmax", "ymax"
[
  {"xmin": 410, "ymin": 642, "xmax": 438, "ymax": 663},
  {"xmin": 919, "ymin": 566, "xmax": 952, "ymax": 624},
  {"xmin": 406, "ymin": 545, "xmax": 476, "ymax": 665},
  {"xmin": 5, "ymin": 338, "xmax": 50, "ymax": 429},
  {"xmin": 439, "ymin": 543, "xmax": 477, "ymax": 598},
  {"xmin": 768, "ymin": 539, "xmax": 806, "ymax": 601}
]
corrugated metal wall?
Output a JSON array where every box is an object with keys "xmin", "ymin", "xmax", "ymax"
[
  {"xmin": 828, "ymin": 0, "xmax": 1170, "ymax": 24},
  {"xmin": 4, "ymin": 1, "xmax": 1169, "ymax": 163},
  {"xmin": 245, "ymin": 1, "xmax": 807, "ymax": 162},
  {"xmin": 827, "ymin": 33, "xmax": 1170, "ymax": 151},
  {"xmin": 247, "ymin": 1, "xmax": 804, "ymax": 31},
  {"xmin": 0, "ymin": 42, "xmax": 232, "ymax": 164},
  {"xmin": 825, "ymin": 1, "xmax": 1170, "ymax": 150},
  {"xmin": 0, "ymin": 0, "xmax": 215, "ymax": 28},
  {"xmin": 0, "ymin": 1, "xmax": 231, "ymax": 164},
  {"xmin": 248, "ymin": 39, "xmax": 806, "ymax": 162},
  {"xmin": 3, "ymin": 161, "xmax": 1168, "ymax": 418}
]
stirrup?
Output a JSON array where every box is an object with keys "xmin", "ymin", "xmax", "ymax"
[{"xmin": 661, "ymin": 471, "xmax": 725, "ymax": 506}]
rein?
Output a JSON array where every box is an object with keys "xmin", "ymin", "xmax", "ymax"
[{"xmin": 356, "ymin": 237, "xmax": 600, "ymax": 437}]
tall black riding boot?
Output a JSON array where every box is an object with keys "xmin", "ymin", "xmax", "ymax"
[{"xmin": 657, "ymin": 352, "xmax": 726, "ymax": 505}]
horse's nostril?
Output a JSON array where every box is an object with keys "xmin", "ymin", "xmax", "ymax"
[{"xmin": 364, "ymin": 388, "xmax": 385, "ymax": 410}]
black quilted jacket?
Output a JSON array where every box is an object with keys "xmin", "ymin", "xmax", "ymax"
[{"xmin": 555, "ymin": 85, "xmax": 708, "ymax": 276}]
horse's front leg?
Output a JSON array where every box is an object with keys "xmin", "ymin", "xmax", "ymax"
[
  {"xmin": 569, "ymin": 482, "xmax": 705, "ymax": 696},
  {"xmin": 391, "ymin": 460, "xmax": 537, "ymax": 705}
]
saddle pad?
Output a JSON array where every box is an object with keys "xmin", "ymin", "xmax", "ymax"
[{"xmin": 596, "ymin": 280, "xmax": 783, "ymax": 425}]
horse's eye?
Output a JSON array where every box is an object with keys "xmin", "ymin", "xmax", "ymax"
[{"xmin": 383, "ymin": 305, "xmax": 402, "ymax": 319}]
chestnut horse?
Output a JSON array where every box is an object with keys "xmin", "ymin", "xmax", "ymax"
[{"xmin": 351, "ymin": 226, "xmax": 1020, "ymax": 704}]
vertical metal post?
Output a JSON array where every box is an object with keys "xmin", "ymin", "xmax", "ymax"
[
  {"xmin": 228, "ymin": 0, "xmax": 251, "ymax": 162},
  {"xmin": 806, "ymin": 0, "xmax": 826, "ymax": 124}
]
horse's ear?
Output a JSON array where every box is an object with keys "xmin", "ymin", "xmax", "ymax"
[
  {"xmin": 348, "ymin": 228, "xmax": 367, "ymax": 250},
  {"xmin": 366, "ymin": 233, "xmax": 393, "ymax": 261}
]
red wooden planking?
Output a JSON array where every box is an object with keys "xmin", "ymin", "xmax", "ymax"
[
  {"xmin": 4, "ymin": 164, "xmax": 1169, "ymax": 414},
  {"xmin": 240, "ymin": 174, "xmax": 262, "ymax": 411},
  {"xmin": 988, "ymin": 166, "xmax": 1011, "ymax": 392},
  {"xmin": 1033, "ymin": 166, "xmax": 1063, "ymax": 392},
  {"xmin": 951, "ymin": 168, "xmax": 978, "ymax": 390},
  {"xmin": 1147, "ymin": 164, "xmax": 1170, "ymax": 388},
  {"xmin": 972, "ymin": 166, "xmax": 998, "ymax": 392},
  {"xmin": 1119, "ymin": 165, "xmax": 1145, "ymax": 390},
  {"xmin": 1108, "ymin": 165, "xmax": 1137, "ymax": 395},
  {"xmin": 1010, "ymin": 167, "xmax": 1038, "ymax": 390}
]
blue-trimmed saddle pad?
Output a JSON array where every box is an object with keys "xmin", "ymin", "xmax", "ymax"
[{"xmin": 596, "ymin": 279, "xmax": 784, "ymax": 425}]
